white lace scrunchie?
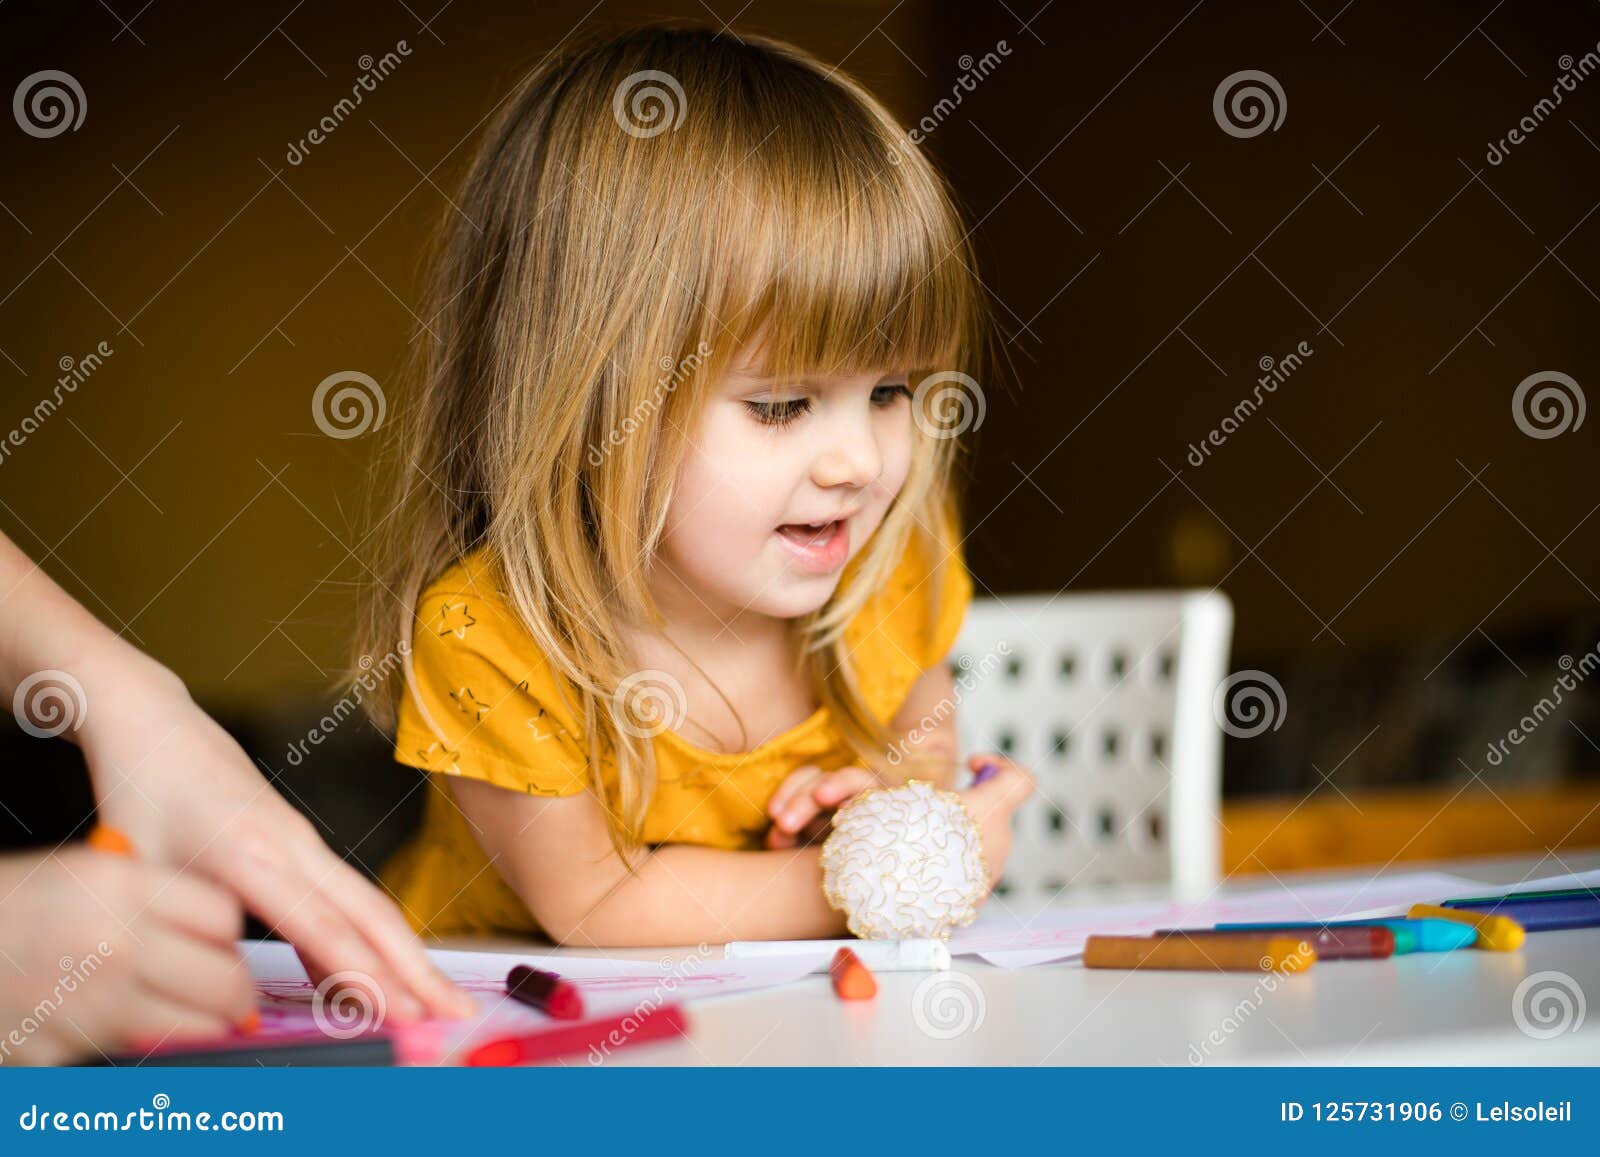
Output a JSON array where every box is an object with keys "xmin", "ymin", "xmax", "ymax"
[{"xmin": 820, "ymin": 779, "xmax": 987, "ymax": 940}]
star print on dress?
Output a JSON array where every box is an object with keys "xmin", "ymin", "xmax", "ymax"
[
  {"xmin": 414, "ymin": 741, "xmax": 463, "ymax": 774},
  {"xmin": 433, "ymin": 600, "xmax": 477, "ymax": 640},
  {"xmin": 525, "ymin": 705, "xmax": 560, "ymax": 743},
  {"xmin": 450, "ymin": 686, "xmax": 489, "ymax": 721}
]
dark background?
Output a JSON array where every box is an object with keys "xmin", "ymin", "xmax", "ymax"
[{"xmin": 2, "ymin": 1, "xmax": 1597, "ymax": 876}]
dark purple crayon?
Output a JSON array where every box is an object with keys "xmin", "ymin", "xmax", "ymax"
[
  {"xmin": 1444, "ymin": 894, "xmax": 1600, "ymax": 931},
  {"xmin": 1153, "ymin": 925, "xmax": 1395, "ymax": 960}
]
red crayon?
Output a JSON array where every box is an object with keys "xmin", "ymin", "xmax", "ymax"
[
  {"xmin": 465, "ymin": 1004, "xmax": 688, "ymax": 1067},
  {"xmin": 506, "ymin": 965, "xmax": 585, "ymax": 1020}
]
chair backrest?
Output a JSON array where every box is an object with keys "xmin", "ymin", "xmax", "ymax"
[{"xmin": 947, "ymin": 590, "xmax": 1233, "ymax": 902}]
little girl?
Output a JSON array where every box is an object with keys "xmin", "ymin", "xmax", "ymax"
[{"xmin": 358, "ymin": 22, "xmax": 1035, "ymax": 946}]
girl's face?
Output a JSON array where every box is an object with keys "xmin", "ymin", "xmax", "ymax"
[{"xmin": 654, "ymin": 348, "xmax": 915, "ymax": 627}]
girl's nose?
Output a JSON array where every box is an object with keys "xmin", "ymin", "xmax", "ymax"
[{"xmin": 811, "ymin": 419, "xmax": 883, "ymax": 489}]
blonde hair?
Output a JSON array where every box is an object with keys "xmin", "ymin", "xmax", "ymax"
[{"xmin": 355, "ymin": 21, "xmax": 991, "ymax": 858}]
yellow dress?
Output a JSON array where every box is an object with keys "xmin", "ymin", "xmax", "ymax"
[{"xmin": 380, "ymin": 518, "xmax": 973, "ymax": 938}]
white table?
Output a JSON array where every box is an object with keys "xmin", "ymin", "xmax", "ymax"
[{"xmin": 444, "ymin": 852, "xmax": 1600, "ymax": 1065}]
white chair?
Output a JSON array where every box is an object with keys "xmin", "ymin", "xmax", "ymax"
[{"xmin": 947, "ymin": 591, "xmax": 1233, "ymax": 902}]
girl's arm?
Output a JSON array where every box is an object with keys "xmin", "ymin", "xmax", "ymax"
[
  {"xmin": 449, "ymin": 753, "xmax": 1035, "ymax": 947},
  {"xmin": 449, "ymin": 776, "xmax": 847, "ymax": 946}
]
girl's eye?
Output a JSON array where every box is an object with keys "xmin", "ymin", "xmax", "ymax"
[
  {"xmin": 744, "ymin": 397, "xmax": 809, "ymax": 428},
  {"xmin": 743, "ymin": 382, "xmax": 909, "ymax": 428}
]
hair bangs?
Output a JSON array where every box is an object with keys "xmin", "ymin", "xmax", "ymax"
[{"xmin": 699, "ymin": 93, "xmax": 981, "ymax": 386}]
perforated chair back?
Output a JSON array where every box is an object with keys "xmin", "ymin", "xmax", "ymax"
[{"xmin": 946, "ymin": 591, "xmax": 1233, "ymax": 901}]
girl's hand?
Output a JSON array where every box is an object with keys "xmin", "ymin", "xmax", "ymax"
[
  {"xmin": 0, "ymin": 847, "xmax": 256, "ymax": 1065},
  {"xmin": 79, "ymin": 656, "xmax": 474, "ymax": 1024},
  {"xmin": 960, "ymin": 753, "xmax": 1035, "ymax": 890},
  {"xmin": 765, "ymin": 764, "xmax": 881, "ymax": 849}
]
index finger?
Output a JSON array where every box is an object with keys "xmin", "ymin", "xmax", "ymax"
[
  {"xmin": 214, "ymin": 853, "xmax": 427, "ymax": 1024},
  {"xmin": 318, "ymin": 855, "xmax": 474, "ymax": 1019}
]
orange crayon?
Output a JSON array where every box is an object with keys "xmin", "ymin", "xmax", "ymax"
[
  {"xmin": 830, "ymin": 947, "xmax": 878, "ymax": 1000},
  {"xmin": 86, "ymin": 824, "xmax": 134, "ymax": 857}
]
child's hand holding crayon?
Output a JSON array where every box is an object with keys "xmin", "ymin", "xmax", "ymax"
[{"xmin": 961, "ymin": 753, "xmax": 1035, "ymax": 890}]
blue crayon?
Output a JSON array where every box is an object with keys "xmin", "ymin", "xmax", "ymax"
[{"xmin": 1213, "ymin": 918, "xmax": 1477, "ymax": 954}]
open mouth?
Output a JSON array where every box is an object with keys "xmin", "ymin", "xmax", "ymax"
[
  {"xmin": 774, "ymin": 518, "xmax": 850, "ymax": 572},
  {"xmin": 775, "ymin": 520, "xmax": 843, "ymax": 547}
]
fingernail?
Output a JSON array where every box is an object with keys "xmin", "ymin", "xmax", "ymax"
[{"xmin": 235, "ymin": 1011, "xmax": 261, "ymax": 1035}]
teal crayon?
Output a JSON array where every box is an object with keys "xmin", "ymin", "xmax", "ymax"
[
  {"xmin": 1213, "ymin": 918, "xmax": 1476, "ymax": 954},
  {"xmin": 1442, "ymin": 886, "xmax": 1600, "ymax": 907}
]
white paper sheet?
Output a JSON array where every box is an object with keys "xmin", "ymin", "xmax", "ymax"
[
  {"xmin": 1464, "ymin": 866, "xmax": 1600, "ymax": 896},
  {"xmin": 955, "ymin": 870, "xmax": 1488, "ymax": 968},
  {"xmin": 241, "ymin": 939, "xmax": 817, "ymax": 1063}
]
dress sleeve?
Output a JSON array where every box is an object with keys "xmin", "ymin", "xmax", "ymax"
[{"xmin": 392, "ymin": 586, "xmax": 590, "ymax": 798}]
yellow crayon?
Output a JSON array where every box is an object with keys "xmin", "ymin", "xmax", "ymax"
[{"xmin": 1407, "ymin": 902, "xmax": 1525, "ymax": 951}]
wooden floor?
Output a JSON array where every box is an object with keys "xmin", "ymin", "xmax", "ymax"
[{"xmin": 1221, "ymin": 782, "xmax": 1600, "ymax": 874}]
